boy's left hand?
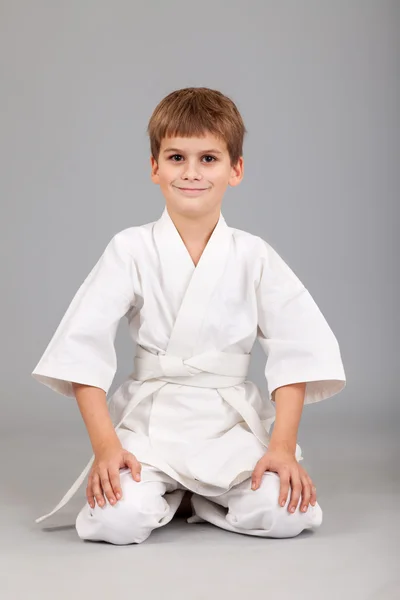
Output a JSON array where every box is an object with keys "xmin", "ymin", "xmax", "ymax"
[{"xmin": 251, "ymin": 446, "xmax": 317, "ymax": 514}]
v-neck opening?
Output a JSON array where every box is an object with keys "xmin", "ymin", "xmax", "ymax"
[
  {"xmin": 165, "ymin": 208, "xmax": 223, "ymax": 272},
  {"xmin": 153, "ymin": 207, "xmax": 233, "ymax": 357}
]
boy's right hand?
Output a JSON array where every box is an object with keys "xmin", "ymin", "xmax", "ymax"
[{"xmin": 87, "ymin": 439, "xmax": 142, "ymax": 509}]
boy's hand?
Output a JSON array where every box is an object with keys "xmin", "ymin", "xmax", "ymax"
[
  {"xmin": 251, "ymin": 446, "xmax": 317, "ymax": 514},
  {"xmin": 87, "ymin": 440, "xmax": 142, "ymax": 509}
]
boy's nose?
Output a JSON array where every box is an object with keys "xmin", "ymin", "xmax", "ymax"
[{"xmin": 181, "ymin": 163, "xmax": 203, "ymax": 179}]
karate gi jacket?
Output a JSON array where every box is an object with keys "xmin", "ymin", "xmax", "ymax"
[{"xmin": 32, "ymin": 207, "xmax": 346, "ymax": 522}]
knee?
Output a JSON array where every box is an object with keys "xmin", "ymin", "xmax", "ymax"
[
  {"xmin": 227, "ymin": 472, "xmax": 323, "ymax": 537},
  {"xmin": 227, "ymin": 473, "xmax": 280, "ymax": 531},
  {"xmin": 269, "ymin": 497, "xmax": 323, "ymax": 538},
  {"xmin": 76, "ymin": 482, "xmax": 169, "ymax": 545},
  {"xmin": 255, "ymin": 472, "xmax": 323, "ymax": 535}
]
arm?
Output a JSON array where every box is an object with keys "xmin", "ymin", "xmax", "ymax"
[
  {"xmin": 252, "ymin": 381, "xmax": 316, "ymax": 514},
  {"xmin": 72, "ymin": 381, "xmax": 141, "ymax": 509},
  {"xmin": 252, "ymin": 237, "xmax": 346, "ymax": 511},
  {"xmin": 72, "ymin": 382, "xmax": 121, "ymax": 454},
  {"xmin": 268, "ymin": 382, "xmax": 306, "ymax": 455},
  {"xmin": 32, "ymin": 232, "xmax": 141, "ymax": 510}
]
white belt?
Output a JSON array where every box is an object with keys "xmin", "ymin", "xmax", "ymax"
[{"xmin": 35, "ymin": 347, "xmax": 271, "ymax": 523}]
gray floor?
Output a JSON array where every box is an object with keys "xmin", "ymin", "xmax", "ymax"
[{"xmin": 1, "ymin": 414, "xmax": 399, "ymax": 600}]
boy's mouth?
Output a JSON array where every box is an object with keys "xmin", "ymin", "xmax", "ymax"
[
  {"xmin": 173, "ymin": 186, "xmax": 210, "ymax": 195},
  {"xmin": 176, "ymin": 187, "xmax": 208, "ymax": 191}
]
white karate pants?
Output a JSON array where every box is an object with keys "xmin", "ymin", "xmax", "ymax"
[{"xmin": 75, "ymin": 464, "xmax": 323, "ymax": 545}]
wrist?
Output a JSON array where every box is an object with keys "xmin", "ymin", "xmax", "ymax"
[
  {"xmin": 268, "ymin": 438, "xmax": 297, "ymax": 455},
  {"xmin": 92, "ymin": 432, "xmax": 122, "ymax": 455}
]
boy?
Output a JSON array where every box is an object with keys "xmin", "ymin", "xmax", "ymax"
[{"xmin": 32, "ymin": 87, "xmax": 346, "ymax": 544}]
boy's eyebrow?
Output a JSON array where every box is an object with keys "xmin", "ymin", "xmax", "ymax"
[{"xmin": 163, "ymin": 147, "xmax": 223, "ymax": 155}]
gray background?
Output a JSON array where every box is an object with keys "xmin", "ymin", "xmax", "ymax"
[{"xmin": 1, "ymin": 1, "xmax": 398, "ymax": 599}]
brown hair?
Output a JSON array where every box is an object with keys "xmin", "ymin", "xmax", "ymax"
[{"xmin": 147, "ymin": 87, "xmax": 247, "ymax": 167}]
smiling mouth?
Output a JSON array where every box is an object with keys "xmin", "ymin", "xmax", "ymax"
[{"xmin": 176, "ymin": 186, "xmax": 209, "ymax": 191}]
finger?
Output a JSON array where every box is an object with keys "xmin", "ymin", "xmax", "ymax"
[
  {"xmin": 288, "ymin": 471, "xmax": 302, "ymax": 514},
  {"xmin": 300, "ymin": 478, "xmax": 312, "ymax": 512},
  {"xmin": 99, "ymin": 467, "xmax": 117, "ymax": 505},
  {"xmin": 109, "ymin": 467, "xmax": 123, "ymax": 501},
  {"xmin": 310, "ymin": 483, "xmax": 317, "ymax": 506},
  {"xmin": 86, "ymin": 476, "xmax": 95, "ymax": 509},
  {"xmin": 91, "ymin": 472, "xmax": 105, "ymax": 508},
  {"xmin": 125, "ymin": 454, "xmax": 141, "ymax": 482},
  {"xmin": 278, "ymin": 470, "xmax": 291, "ymax": 507},
  {"xmin": 251, "ymin": 459, "xmax": 267, "ymax": 490}
]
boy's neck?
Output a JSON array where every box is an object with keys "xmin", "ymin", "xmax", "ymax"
[{"xmin": 166, "ymin": 205, "xmax": 221, "ymax": 250}]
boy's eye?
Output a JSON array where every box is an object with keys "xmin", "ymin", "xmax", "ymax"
[{"xmin": 168, "ymin": 154, "xmax": 217, "ymax": 163}]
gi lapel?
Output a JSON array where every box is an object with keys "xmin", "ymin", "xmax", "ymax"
[{"xmin": 153, "ymin": 207, "xmax": 233, "ymax": 358}]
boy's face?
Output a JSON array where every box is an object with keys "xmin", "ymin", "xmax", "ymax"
[{"xmin": 150, "ymin": 133, "xmax": 243, "ymax": 218}]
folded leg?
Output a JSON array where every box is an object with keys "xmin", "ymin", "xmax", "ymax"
[
  {"xmin": 190, "ymin": 471, "xmax": 323, "ymax": 538},
  {"xmin": 76, "ymin": 464, "xmax": 186, "ymax": 545}
]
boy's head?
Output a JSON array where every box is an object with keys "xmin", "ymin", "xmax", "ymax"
[{"xmin": 147, "ymin": 87, "xmax": 246, "ymax": 219}]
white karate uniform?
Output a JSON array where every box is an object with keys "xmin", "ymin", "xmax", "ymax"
[{"xmin": 32, "ymin": 207, "xmax": 346, "ymax": 542}]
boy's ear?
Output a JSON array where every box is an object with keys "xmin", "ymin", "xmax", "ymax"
[
  {"xmin": 150, "ymin": 156, "xmax": 159, "ymax": 183},
  {"xmin": 229, "ymin": 156, "xmax": 244, "ymax": 187}
]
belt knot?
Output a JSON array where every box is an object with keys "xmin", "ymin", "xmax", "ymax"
[{"xmin": 158, "ymin": 354, "xmax": 200, "ymax": 377}]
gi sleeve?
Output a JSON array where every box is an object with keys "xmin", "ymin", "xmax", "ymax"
[
  {"xmin": 31, "ymin": 231, "xmax": 136, "ymax": 398},
  {"xmin": 256, "ymin": 238, "xmax": 346, "ymax": 405}
]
